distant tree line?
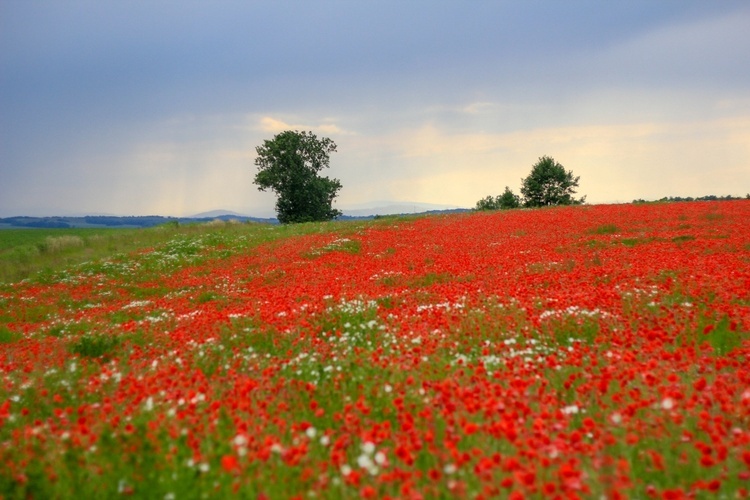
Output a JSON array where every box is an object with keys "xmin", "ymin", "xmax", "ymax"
[
  {"xmin": 632, "ymin": 194, "xmax": 750, "ymax": 204},
  {"xmin": 82, "ymin": 216, "xmax": 176, "ymax": 227},
  {"xmin": 0, "ymin": 216, "xmax": 178, "ymax": 229},
  {"xmin": 476, "ymin": 156, "xmax": 585, "ymax": 211},
  {"xmin": 1, "ymin": 217, "xmax": 72, "ymax": 228}
]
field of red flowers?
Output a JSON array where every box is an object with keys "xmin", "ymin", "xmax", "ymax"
[{"xmin": 1, "ymin": 201, "xmax": 749, "ymax": 499}]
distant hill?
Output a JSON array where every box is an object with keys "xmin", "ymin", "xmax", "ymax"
[
  {"xmin": 0, "ymin": 214, "xmax": 278, "ymax": 229},
  {"xmin": 190, "ymin": 210, "xmax": 249, "ymax": 219},
  {"xmin": 0, "ymin": 208, "xmax": 476, "ymax": 230}
]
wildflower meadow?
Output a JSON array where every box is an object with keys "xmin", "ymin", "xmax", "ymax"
[{"xmin": 1, "ymin": 201, "xmax": 749, "ymax": 499}]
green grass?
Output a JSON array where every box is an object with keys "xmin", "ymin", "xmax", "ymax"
[
  {"xmin": 0, "ymin": 325, "xmax": 22, "ymax": 343},
  {"xmin": 0, "ymin": 220, "xmax": 382, "ymax": 284},
  {"xmin": 69, "ymin": 333, "xmax": 122, "ymax": 358},
  {"xmin": 0, "ymin": 226, "xmax": 170, "ymax": 283},
  {"xmin": 620, "ymin": 237, "xmax": 654, "ymax": 247},
  {"xmin": 671, "ymin": 235, "xmax": 696, "ymax": 244},
  {"xmin": 0, "ymin": 228, "xmax": 95, "ymax": 253},
  {"xmin": 590, "ymin": 224, "xmax": 619, "ymax": 235},
  {"xmin": 0, "ymin": 216, "xmax": 424, "ymax": 300}
]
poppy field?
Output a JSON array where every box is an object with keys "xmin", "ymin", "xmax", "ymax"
[{"xmin": 1, "ymin": 201, "xmax": 749, "ymax": 499}]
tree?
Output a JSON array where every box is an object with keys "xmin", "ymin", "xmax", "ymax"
[
  {"xmin": 520, "ymin": 156, "xmax": 585, "ymax": 207},
  {"xmin": 475, "ymin": 186, "xmax": 521, "ymax": 211},
  {"xmin": 254, "ymin": 130, "xmax": 342, "ymax": 224},
  {"xmin": 497, "ymin": 186, "xmax": 521, "ymax": 209},
  {"xmin": 475, "ymin": 195, "xmax": 499, "ymax": 211}
]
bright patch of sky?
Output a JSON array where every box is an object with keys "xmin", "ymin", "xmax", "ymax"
[{"xmin": 1, "ymin": 1, "xmax": 749, "ymax": 216}]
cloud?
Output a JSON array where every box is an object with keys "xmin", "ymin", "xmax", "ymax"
[
  {"xmin": 258, "ymin": 116, "xmax": 354, "ymax": 136},
  {"xmin": 460, "ymin": 102, "xmax": 497, "ymax": 115},
  {"xmin": 590, "ymin": 6, "xmax": 750, "ymax": 90},
  {"xmin": 338, "ymin": 113, "xmax": 750, "ymax": 206}
]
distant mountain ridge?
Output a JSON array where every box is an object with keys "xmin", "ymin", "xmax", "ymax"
[{"xmin": 189, "ymin": 210, "xmax": 249, "ymax": 219}]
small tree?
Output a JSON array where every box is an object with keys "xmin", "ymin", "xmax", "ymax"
[
  {"xmin": 475, "ymin": 187, "xmax": 521, "ymax": 211},
  {"xmin": 520, "ymin": 156, "xmax": 585, "ymax": 207},
  {"xmin": 254, "ymin": 130, "xmax": 342, "ymax": 224},
  {"xmin": 475, "ymin": 195, "xmax": 499, "ymax": 211},
  {"xmin": 497, "ymin": 186, "xmax": 521, "ymax": 209}
]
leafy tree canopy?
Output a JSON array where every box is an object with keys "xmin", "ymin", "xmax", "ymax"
[
  {"xmin": 254, "ymin": 130, "xmax": 342, "ymax": 224},
  {"xmin": 475, "ymin": 195, "xmax": 499, "ymax": 211},
  {"xmin": 475, "ymin": 186, "xmax": 521, "ymax": 211},
  {"xmin": 520, "ymin": 156, "xmax": 585, "ymax": 208},
  {"xmin": 497, "ymin": 186, "xmax": 521, "ymax": 209}
]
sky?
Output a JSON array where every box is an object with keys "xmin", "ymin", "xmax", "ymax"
[{"xmin": 2, "ymin": 1, "xmax": 749, "ymax": 217}]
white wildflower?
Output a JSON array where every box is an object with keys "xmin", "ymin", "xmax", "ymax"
[
  {"xmin": 233, "ymin": 434, "xmax": 248, "ymax": 447},
  {"xmin": 561, "ymin": 404, "xmax": 580, "ymax": 415}
]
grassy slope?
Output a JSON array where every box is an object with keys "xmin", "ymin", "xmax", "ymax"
[{"xmin": 0, "ymin": 218, "xmax": 405, "ymax": 283}]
